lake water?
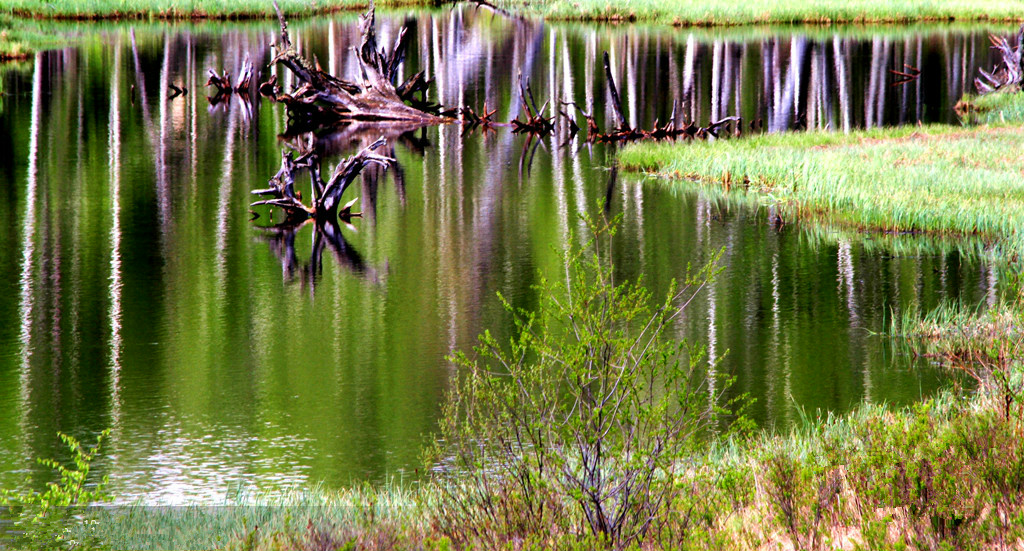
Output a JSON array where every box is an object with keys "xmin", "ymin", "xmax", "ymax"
[{"xmin": 0, "ymin": 9, "xmax": 1012, "ymax": 502}]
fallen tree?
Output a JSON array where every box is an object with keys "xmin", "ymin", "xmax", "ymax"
[{"xmin": 261, "ymin": 0, "xmax": 444, "ymax": 125}]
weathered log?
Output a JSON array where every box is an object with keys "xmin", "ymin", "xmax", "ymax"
[
  {"xmin": 974, "ymin": 25, "xmax": 1024, "ymax": 94},
  {"xmin": 266, "ymin": 0, "xmax": 444, "ymax": 123}
]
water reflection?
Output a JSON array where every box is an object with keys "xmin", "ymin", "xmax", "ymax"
[
  {"xmin": 107, "ymin": 40, "xmax": 123, "ymax": 427},
  {"xmin": 0, "ymin": 13, "xmax": 1014, "ymax": 501}
]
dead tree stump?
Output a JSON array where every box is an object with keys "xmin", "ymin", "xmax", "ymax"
[{"xmin": 263, "ymin": 0, "xmax": 445, "ymax": 125}]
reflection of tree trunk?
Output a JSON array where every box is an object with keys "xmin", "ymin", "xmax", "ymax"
[
  {"xmin": 833, "ymin": 37, "xmax": 851, "ymax": 132},
  {"xmin": 711, "ymin": 41, "xmax": 722, "ymax": 123},
  {"xmin": 683, "ymin": 34, "xmax": 696, "ymax": 121},
  {"xmin": 158, "ymin": 32, "xmax": 170, "ymax": 228},
  {"xmin": 772, "ymin": 37, "xmax": 805, "ymax": 132},
  {"xmin": 915, "ymin": 36, "xmax": 923, "ymax": 122},
  {"xmin": 18, "ymin": 52, "xmax": 43, "ymax": 425},
  {"xmin": 866, "ymin": 37, "xmax": 889, "ymax": 128},
  {"xmin": 107, "ymin": 42, "xmax": 124, "ymax": 424}
]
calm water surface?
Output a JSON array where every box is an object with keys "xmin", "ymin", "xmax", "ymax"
[{"xmin": 0, "ymin": 11, "xmax": 1013, "ymax": 502}]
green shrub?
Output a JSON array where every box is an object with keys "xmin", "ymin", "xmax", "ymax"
[
  {"xmin": 1, "ymin": 430, "xmax": 111, "ymax": 550},
  {"xmin": 431, "ymin": 210, "xmax": 739, "ymax": 549}
]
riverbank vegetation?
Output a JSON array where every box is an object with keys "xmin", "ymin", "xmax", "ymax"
[
  {"xmin": 76, "ymin": 303, "xmax": 1024, "ymax": 550},
  {"xmin": 1, "ymin": 0, "xmax": 1023, "ymax": 24},
  {"xmin": 619, "ymin": 123, "xmax": 1024, "ymax": 261},
  {"xmin": 496, "ymin": 0, "xmax": 1024, "ymax": 26},
  {"xmin": 0, "ymin": 0, "xmax": 423, "ymax": 20}
]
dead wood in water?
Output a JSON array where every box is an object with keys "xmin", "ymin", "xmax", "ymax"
[
  {"xmin": 558, "ymin": 51, "xmax": 739, "ymax": 144},
  {"xmin": 974, "ymin": 25, "xmax": 1024, "ymax": 94},
  {"xmin": 264, "ymin": 0, "xmax": 445, "ymax": 125},
  {"xmin": 511, "ymin": 72, "xmax": 555, "ymax": 137},
  {"xmin": 251, "ymin": 137, "xmax": 393, "ymax": 223},
  {"xmin": 206, "ymin": 53, "xmax": 258, "ymax": 104}
]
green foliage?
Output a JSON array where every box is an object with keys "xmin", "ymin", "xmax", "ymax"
[
  {"xmin": 432, "ymin": 210, "xmax": 737, "ymax": 549},
  {"xmin": 1, "ymin": 430, "xmax": 111, "ymax": 550}
]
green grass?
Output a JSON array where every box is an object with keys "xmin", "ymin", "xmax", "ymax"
[
  {"xmin": 0, "ymin": 0, "xmax": 427, "ymax": 20},
  {"xmin": 499, "ymin": 0, "xmax": 1024, "ymax": 25},
  {"xmin": 620, "ymin": 124, "xmax": 1024, "ymax": 261},
  {"xmin": 957, "ymin": 92, "xmax": 1024, "ymax": 125}
]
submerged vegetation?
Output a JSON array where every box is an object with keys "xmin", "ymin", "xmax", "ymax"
[{"xmin": 619, "ymin": 124, "xmax": 1024, "ymax": 260}]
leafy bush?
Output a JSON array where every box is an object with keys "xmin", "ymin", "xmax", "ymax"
[
  {"xmin": 1, "ymin": 430, "xmax": 110, "ymax": 550},
  {"xmin": 431, "ymin": 211, "xmax": 739, "ymax": 549}
]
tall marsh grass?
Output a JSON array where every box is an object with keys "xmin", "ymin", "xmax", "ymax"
[{"xmin": 620, "ymin": 125, "xmax": 1024, "ymax": 259}]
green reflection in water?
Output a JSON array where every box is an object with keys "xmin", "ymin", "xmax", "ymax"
[{"xmin": 0, "ymin": 13, "xmax": 1004, "ymax": 502}]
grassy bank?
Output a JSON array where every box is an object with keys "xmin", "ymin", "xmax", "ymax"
[
  {"xmin": 497, "ymin": 0, "xmax": 1024, "ymax": 26},
  {"xmin": 619, "ymin": 123, "xmax": 1024, "ymax": 261},
  {"xmin": 0, "ymin": 0, "xmax": 425, "ymax": 21}
]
